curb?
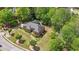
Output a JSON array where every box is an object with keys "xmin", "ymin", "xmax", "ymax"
[{"xmin": 2, "ymin": 35, "xmax": 30, "ymax": 51}]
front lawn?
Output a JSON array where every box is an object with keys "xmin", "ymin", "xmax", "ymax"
[
  {"xmin": 9, "ymin": 28, "xmax": 32, "ymax": 49},
  {"xmin": 8, "ymin": 27, "xmax": 53, "ymax": 51}
]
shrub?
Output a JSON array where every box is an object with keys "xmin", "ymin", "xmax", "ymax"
[
  {"xmin": 15, "ymin": 34, "xmax": 22, "ymax": 39},
  {"xmin": 33, "ymin": 46, "xmax": 40, "ymax": 51},
  {"xmin": 30, "ymin": 40, "xmax": 37, "ymax": 46}
]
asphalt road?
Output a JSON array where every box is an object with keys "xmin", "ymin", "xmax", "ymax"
[{"xmin": 0, "ymin": 32, "xmax": 23, "ymax": 51}]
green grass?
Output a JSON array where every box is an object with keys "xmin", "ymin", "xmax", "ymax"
[
  {"xmin": 37, "ymin": 27, "xmax": 53, "ymax": 51},
  {"xmin": 8, "ymin": 27, "xmax": 53, "ymax": 50},
  {"xmin": 9, "ymin": 28, "xmax": 32, "ymax": 49}
]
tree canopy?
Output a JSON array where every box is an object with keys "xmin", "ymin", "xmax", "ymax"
[{"xmin": 0, "ymin": 7, "xmax": 79, "ymax": 51}]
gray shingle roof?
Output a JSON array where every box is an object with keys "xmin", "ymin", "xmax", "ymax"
[{"xmin": 22, "ymin": 20, "xmax": 45, "ymax": 36}]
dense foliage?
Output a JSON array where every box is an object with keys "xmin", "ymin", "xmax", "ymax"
[
  {"xmin": 0, "ymin": 7, "xmax": 79, "ymax": 51},
  {"xmin": 0, "ymin": 8, "xmax": 18, "ymax": 27}
]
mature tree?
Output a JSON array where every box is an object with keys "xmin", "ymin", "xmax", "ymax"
[
  {"xmin": 61, "ymin": 21, "xmax": 75, "ymax": 50},
  {"xmin": 51, "ymin": 8, "xmax": 71, "ymax": 32},
  {"xmin": 10, "ymin": 20, "xmax": 18, "ymax": 27},
  {"xmin": 35, "ymin": 8, "xmax": 49, "ymax": 19},
  {"xmin": 0, "ymin": 8, "xmax": 18, "ymax": 27},
  {"xmin": 28, "ymin": 7, "xmax": 36, "ymax": 20},
  {"xmin": 15, "ymin": 8, "xmax": 30, "ymax": 23},
  {"xmin": 0, "ymin": 9, "xmax": 12, "ymax": 24},
  {"xmin": 74, "ymin": 18, "xmax": 79, "ymax": 37},
  {"xmin": 50, "ymin": 37, "xmax": 65, "ymax": 51},
  {"xmin": 47, "ymin": 8, "xmax": 56, "ymax": 18},
  {"xmin": 50, "ymin": 32, "xmax": 64, "ymax": 51},
  {"xmin": 35, "ymin": 8, "xmax": 51, "ymax": 26},
  {"xmin": 71, "ymin": 38, "xmax": 79, "ymax": 50},
  {"xmin": 50, "ymin": 15, "xmax": 78, "ymax": 51}
]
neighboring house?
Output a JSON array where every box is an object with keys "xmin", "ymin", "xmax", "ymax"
[{"xmin": 21, "ymin": 20, "xmax": 45, "ymax": 37}]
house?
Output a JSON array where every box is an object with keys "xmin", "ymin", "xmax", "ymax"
[{"xmin": 21, "ymin": 20, "xmax": 45, "ymax": 36}]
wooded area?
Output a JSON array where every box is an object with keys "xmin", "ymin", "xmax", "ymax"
[{"xmin": 0, "ymin": 7, "xmax": 79, "ymax": 51}]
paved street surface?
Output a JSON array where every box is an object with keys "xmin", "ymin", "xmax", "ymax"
[{"xmin": 0, "ymin": 32, "xmax": 23, "ymax": 51}]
